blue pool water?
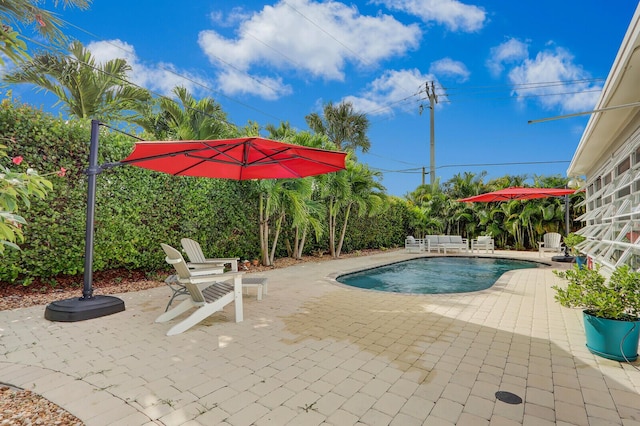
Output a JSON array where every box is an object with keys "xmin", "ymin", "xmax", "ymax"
[{"xmin": 337, "ymin": 257, "xmax": 539, "ymax": 294}]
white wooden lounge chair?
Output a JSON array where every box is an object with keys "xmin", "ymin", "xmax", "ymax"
[
  {"xmin": 405, "ymin": 236, "xmax": 424, "ymax": 253},
  {"xmin": 538, "ymin": 232, "xmax": 563, "ymax": 257},
  {"xmin": 471, "ymin": 236, "xmax": 495, "ymax": 253},
  {"xmin": 181, "ymin": 238, "xmax": 267, "ymax": 299},
  {"xmin": 181, "ymin": 238, "xmax": 239, "ymax": 272},
  {"xmin": 156, "ymin": 243, "xmax": 243, "ymax": 335}
]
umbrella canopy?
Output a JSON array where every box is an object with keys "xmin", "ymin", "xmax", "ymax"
[
  {"xmin": 120, "ymin": 137, "xmax": 347, "ymax": 179},
  {"xmin": 458, "ymin": 187, "xmax": 575, "ymax": 203}
]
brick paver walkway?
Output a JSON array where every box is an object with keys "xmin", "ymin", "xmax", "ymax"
[{"xmin": 1, "ymin": 250, "xmax": 639, "ymax": 425}]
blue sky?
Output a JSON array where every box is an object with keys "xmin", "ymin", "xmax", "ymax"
[{"xmin": 5, "ymin": 0, "xmax": 639, "ymax": 196}]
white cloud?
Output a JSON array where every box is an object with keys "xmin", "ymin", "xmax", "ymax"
[
  {"xmin": 429, "ymin": 58, "xmax": 470, "ymax": 82},
  {"xmin": 486, "ymin": 39, "xmax": 601, "ymax": 112},
  {"xmin": 209, "ymin": 7, "xmax": 251, "ymax": 27},
  {"xmin": 372, "ymin": 0, "xmax": 486, "ymax": 32},
  {"xmin": 486, "ymin": 38, "xmax": 529, "ymax": 76},
  {"xmin": 215, "ymin": 69, "xmax": 292, "ymax": 100},
  {"xmin": 86, "ymin": 40, "xmax": 209, "ymax": 97},
  {"xmin": 199, "ymin": 0, "xmax": 421, "ymax": 98},
  {"xmin": 343, "ymin": 68, "xmax": 436, "ymax": 116},
  {"xmin": 507, "ymin": 47, "xmax": 601, "ymax": 112}
]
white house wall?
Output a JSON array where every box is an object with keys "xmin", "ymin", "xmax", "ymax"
[
  {"xmin": 579, "ymin": 122, "xmax": 640, "ymax": 271},
  {"xmin": 567, "ymin": 4, "xmax": 640, "ymax": 272}
]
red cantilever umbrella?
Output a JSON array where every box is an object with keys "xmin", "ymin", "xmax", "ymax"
[
  {"xmin": 45, "ymin": 124, "xmax": 347, "ymax": 323},
  {"xmin": 120, "ymin": 137, "xmax": 347, "ymax": 179},
  {"xmin": 458, "ymin": 186, "xmax": 577, "ymax": 237},
  {"xmin": 458, "ymin": 187, "xmax": 575, "ymax": 203}
]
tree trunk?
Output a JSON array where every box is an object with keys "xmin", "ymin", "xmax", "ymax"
[
  {"xmin": 328, "ymin": 198, "xmax": 337, "ymax": 258},
  {"xmin": 285, "ymin": 236, "xmax": 293, "ymax": 258},
  {"xmin": 292, "ymin": 227, "xmax": 300, "ymax": 259},
  {"xmin": 296, "ymin": 229, "xmax": 307, "ymax": 259},
  {"xmin": 335, "ymin": 202, "xmax": 353, "ymax": 258},
  {"xmin": 259, "ymin": 194, "xmax": 270, "ymax": 266},
  {"xmin": 268, "ymin": 212, "xmax": 284, "ymax": 265}
]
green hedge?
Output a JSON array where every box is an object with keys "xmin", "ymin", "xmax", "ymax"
[{"xmin": 0, "ymin": 100, "xmax": 262, "ymax": 283}]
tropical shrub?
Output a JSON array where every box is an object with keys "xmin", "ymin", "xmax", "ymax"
[{"xmin": 553, "ymin": 265, "xmax": 640, "ymax": 320}]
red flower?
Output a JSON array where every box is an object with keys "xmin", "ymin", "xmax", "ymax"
[
  {"xmin": 12, "ymin": 156, "xmax": 23, "ymax": 165},
  {"xmin": 35, "ymin": 14, "xmax": 46, "ymax": 27},
  {"xmin": 57, "ymin": 167, "xmax": 67, "ymax": 177}
]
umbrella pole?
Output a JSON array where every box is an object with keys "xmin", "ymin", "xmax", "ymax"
[
  {"xmin": 564, "ymin": 194, "xmax": 570, "ymax": 236},
  {"xmin": 44, "ymin": 120, "xmax": 125, "ymax": 322}
]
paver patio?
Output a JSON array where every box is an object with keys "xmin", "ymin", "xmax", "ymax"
[{"xmin": 1, "ymin": 249, "xmax": 639, "ymax": 425}]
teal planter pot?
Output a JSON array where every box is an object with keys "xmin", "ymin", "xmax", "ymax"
[
  {"xmin": 583, "ymin": 311, "xmax": 640, "ymax": 362},
  {"xmin": 575, "ymin": 256, "xmax": 587, "ymax": 269}
]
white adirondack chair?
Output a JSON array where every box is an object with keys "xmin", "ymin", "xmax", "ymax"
[
  {"xmin": 181, "ymin": 238, "xmax": 239, "ymax": 272},
  {"xmin": 156, "ymin": 244, "xmax": 243, "ymax": 335},
  {"xmin": 181, "ymin": 238, "xmax": 267, "ymax": 299},
  {"xmin": 538, "ymin": 232, "xmax": 563, "ymax": 257}
]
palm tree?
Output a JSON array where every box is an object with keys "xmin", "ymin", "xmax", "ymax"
[
  {"xmin": 444, "ymin": 172, "xmax": 487, "ymax": 238},
  {"xmin": 264, "ymin": 121, "xmax": 297, "ymax": 140},
  {"xmin": 334, "ymin": 162, "xmax": 386, "ymax": 257},
  {"xmin": 487, "ymin": 174, "xmax": 529, "ymax": 190},
  {"xmin": 142, "ymin": 86, "xmax": 235, "ymax": 140},
  {"xmin": 273, "ymin": 131, "xmax": 329, "ymax": 259},
  {"xmin": 4, "ymin": 40, "xmax": 150, "ymax": 122},
  {"xmin": 0, "ymin": 0, "xmax": 89, "ymax": 65},
  {"xmin": 444, "ymin": 171, "xmax": 487, "ymax": 199},
  {"xmin": 305, "ymin": 101, "xmax": 371, "ymax": 153},
  {"xmin": 319, "ymin": 158, "xmax": 386, "ymax": 258},
  {"xmin": 406, "ymin": 180, "xmax": 447, "ymax": 236},
  {"xmin": 256, "ymin": 130, "xmax": 332, "ymax": 265}
]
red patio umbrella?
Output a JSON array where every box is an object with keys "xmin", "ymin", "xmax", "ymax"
[
  {"xmin": 45, "ymin": 122, "xmax": 347, "ymax": 323},
  {"xmin": 119, "ymin": 137, "xmax": 347, "ymax": 179},
  {"xmin": 458, "ymin": 186, "xmax": 577, "ymax": 248},
  {"xmin": 458, "ymin": 187, "xmax": 575, "ymax": 202}
]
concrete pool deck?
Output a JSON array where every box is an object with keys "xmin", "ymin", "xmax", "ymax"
[{"xmin": 1, "ymin": 249, "xmax": 639, "ymax": 425}]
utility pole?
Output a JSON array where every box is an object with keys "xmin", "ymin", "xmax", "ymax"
[{"xmin": 426, "ymin": 81, "xmax": 438, "ymax": 186}]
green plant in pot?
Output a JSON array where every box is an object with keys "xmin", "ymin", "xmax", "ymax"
[
  {"xmin": 553, "ymin": 265, "xmax": 640, "ymax": 361},
  {"xmin": 563, "ymin": 232, "xmax": 586, "ymax": 266}
]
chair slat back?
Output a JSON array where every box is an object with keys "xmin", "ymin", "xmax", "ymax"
[
  {"xmin": 181, "ymin": 238, "xmax": 207, "ymax": 263},
  {"xmin": 183, "ymin": 282, "xmax": 205, "ymax": 303},
  {"xmin": 544, "ymin": 232, "xmax": 561, "ymax": 248},
  {"xmin": 161, "ymin": 244, "xmax": 192, "ymax": 278},
  {"xmin": 161, "ymin": 244, "xmax": 206, "ymax": 303}
]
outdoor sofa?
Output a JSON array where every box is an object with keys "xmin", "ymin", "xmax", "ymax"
[{"xmin": 406, "ymin": 235, "xmax": 469, "ymax": 253}]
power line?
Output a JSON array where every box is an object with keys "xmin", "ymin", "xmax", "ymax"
[
  {"xmin": 282, "ymin": 1, "xmax": 372, "ymax": 67},
  {"xmin": 442, "ymin": 78, "xmax": 606, "ymax": 93},
  {"xmin": 441, "ymin": 88, "xmax": 602, "ymax": 104},
  {"xmin": 371, "ymin": 159, "xmax": 570, "ymax": 174},
  {"xmin": 362, "ymin": 89, "xmax": 424, "ymax": 116}
]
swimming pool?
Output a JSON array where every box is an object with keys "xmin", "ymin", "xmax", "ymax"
[{"xmin": 336, "ymin": 257, "xmax": 540, "ymax": 294}]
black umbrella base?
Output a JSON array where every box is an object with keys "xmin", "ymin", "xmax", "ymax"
[
  {"xmin": 45, "ymin": 295, "xmax": 125, "ymax": 322},
  {"xmin": 552, "ymin": 255, "xmax": 575, "ymax": 263}
]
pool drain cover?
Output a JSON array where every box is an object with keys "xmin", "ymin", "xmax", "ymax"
[{"xmin": 495, "ymin": 391, "xmax": 522, "ymax": 404}]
